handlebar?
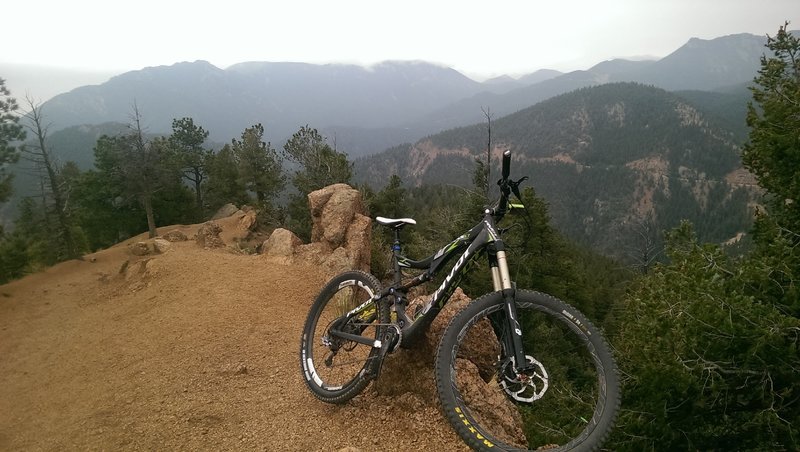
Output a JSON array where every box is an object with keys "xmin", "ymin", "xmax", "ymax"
[
  {"xmin": 495, "ymin": 150, "xmax": 513, "ymax": 216},
  {"xmin": 493, "ymin": 150, "xmax": 529, "ymax": 219}
]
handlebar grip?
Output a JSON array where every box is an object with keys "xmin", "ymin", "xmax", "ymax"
[{"xmin": 501, "ymin": 150, "xmax": 511, "ymax": 180}]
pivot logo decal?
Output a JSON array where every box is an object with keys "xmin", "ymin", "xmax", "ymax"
[{"xmin": 430, "ymin": 250, "xmax": 469, "ymax": 307}]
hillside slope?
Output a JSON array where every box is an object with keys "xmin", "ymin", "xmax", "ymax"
[
  {"xmin": 355, "ymin": 83, "xmax": 759, "ymax": 259},
  {"xmin": 0, "ymin": 223, "xmax": 465, "ymax": 451}
]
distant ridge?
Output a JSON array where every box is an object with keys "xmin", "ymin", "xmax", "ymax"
[{"xmin": 31, "ymin": 31, "xmax": 771, "ymax": 160}]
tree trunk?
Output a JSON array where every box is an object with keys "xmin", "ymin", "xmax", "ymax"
[
  {"xmin": 193, "ymin": 170, "xmax": 203, "ymax": 217},
  {"xmin": 142, "ymin": 195, "xmax": 157, "ymax": 238}
]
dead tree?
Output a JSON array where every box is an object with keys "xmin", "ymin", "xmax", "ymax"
[{"xmin": 21, "ymin": 97, "xmax": 78, "ymax": 259}]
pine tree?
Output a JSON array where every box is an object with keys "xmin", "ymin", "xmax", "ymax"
[
  {"xmin": 167, "ymin": 117, "xmax": 211, "ymax": 218},
  {"xmin": 282, "ymin": 126, "xmax": 351, "ymax": 240},
  {"xmin": 231, "ymin": 124, "xmax": 284, "ymax": 208},
  {"xmin": 0, "ymin": 78, "xmax": 26, "ymax": 203},
  {"xmin": 742, "ymin": 22, "xmax": 800, "ymax": 229}
]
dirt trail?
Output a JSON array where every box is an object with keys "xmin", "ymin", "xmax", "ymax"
[{"xmin": 0, "ymin": 230, "xmax": 466, "ymax": 451}]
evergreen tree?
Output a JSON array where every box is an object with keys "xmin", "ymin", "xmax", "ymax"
[
  {"xmin": 369, "ymin": 174, "xmax": 406, "ymax": 219},
  {"xmin": 611, "ymin": 24, "xmax": 800, "ymax": 449},
  {"xmin": 93, "ymin": 106, "xmax": 177, "ymax": 238},
  {"xmin": 612, "ymin": 222, "xmax": 800, "ymax": 450},
  {"xmin": 742, "ymin": 23, "xmax": 800, "ymax": 230},
  {"xmin": 167, "ymin": 117, "xmax": 210, "ymax": 218},
  {"xmin": 0, "ymin": 227, "xmax": 28, "ymax": 283},
  {"xmin": 70, "ymin": 168, "xmax": 145, "ymax": 250},
  {"xmin": 0, "ymin": 78, "xmax": 25, "ymax": 203},
  {"xmin": 282, "ymin": 126, "xmax": 351, "ymax": 240},
  {"xmin": 230, "ymin": 124, "xmax": 284, "ymax": 210},
  {"xmin": 368, "ymin": 174, "xmax": 409, "ymax": 279},
  {"xmin": 204, "ymin": 143, "xmax": 249, "ymax": 212},
  {"xmin": 740, "ymin": 22, "xmax": 800, "ymax": 319}
]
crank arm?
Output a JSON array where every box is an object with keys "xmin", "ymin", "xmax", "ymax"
[{"xmin": 328, "ymin": 329, "xmax": 384, "ymax": 349}]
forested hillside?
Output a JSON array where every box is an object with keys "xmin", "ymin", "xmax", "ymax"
[{"xmin": 356, "ymin": 82, "xmax": 760, "ymax": 261}]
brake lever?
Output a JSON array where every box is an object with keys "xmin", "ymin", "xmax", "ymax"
[{"xmin": 508, "ymin": 176, "xmax": 529, "ymax": 202}]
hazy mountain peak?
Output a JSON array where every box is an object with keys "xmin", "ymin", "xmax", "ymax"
[{"xmin": 484, "ymin": 74, "xmax": 517, "ymax": 84}]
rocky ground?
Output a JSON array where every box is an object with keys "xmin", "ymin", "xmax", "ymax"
[{"xmin": 0, "ymin": 218, "xmax": 469, "ymax": 451}]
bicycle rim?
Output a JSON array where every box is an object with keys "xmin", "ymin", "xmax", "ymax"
[
  {"xmin": 436, "ymin": 291, "xmax": 618, "ymax": 451},
  {"xmin": 301, "ymin": 272, "xmax": 386, "ymax": 402}
]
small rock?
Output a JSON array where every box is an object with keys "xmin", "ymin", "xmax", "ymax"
[
  {"xmin": 130, "ymin": 242, "xmax": 150, "ymax": 256},
  {"xmin": 162, "ymin": 230, "xmax": 188, "ymax": 242},
  {"xmin": 153, "ymin": 238, "xmax": 171, "ymax": 253}
]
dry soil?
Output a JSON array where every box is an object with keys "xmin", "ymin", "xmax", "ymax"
[{"xmin": 0, "ymin": 223, "xmax": 468, "ymax": 451}]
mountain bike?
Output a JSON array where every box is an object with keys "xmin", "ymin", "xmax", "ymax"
[{"xmin": 300, "ymin": 150, "xmax": 620, "ymax": 451}]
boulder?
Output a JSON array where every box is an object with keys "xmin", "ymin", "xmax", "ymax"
[
  {"xmin": 152, "ymin": 238, "xmax": 172, "ymax": 254},
  {"xmin": 313, "ymin": 186, "xmax": 362, "ymax": 246},
  {"xmin": 237, "ymin": 207, "xmax": 258, "ymax": 231},
  {"xmin": 260, "ymin": 228, "xmax": 303, "ymax": 256},
  {"xmin": 196, "ymin": 221, "xmax": 225, "ymax": 249},
  {"xmin": 376, "ymin": 287, "xmax": 524, "ymax": 444},
  {"xmin": 262, "ymin": 184, "xmax": 371, "ymax": 277},
  {"xmin": 453, "ymin": 358, "xmax": 528, "ymax": 447},
  {"xmin": 211, "ymin": 203, "xmax": 239, "ymax": 220}
]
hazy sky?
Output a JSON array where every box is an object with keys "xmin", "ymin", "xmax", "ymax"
[{"xmin": 3, "ymin": 0, "xmax": 798, "ymax": 79}]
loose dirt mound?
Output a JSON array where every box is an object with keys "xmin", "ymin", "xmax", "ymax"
[{"xmin": 0, "ymin": 223, "xmax": 466, "ymax": 451}]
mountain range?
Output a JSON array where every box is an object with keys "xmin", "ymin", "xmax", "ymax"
[
  {"xmin": 2, "ymin": 30, "xmax": 788, "ymax": 255},
  {"xmin": 27, "ymin": 32, "xmax": 772, "ymax": 160}
]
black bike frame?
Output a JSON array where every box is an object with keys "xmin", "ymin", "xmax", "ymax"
[
  {"xmin": 389, "ymin": 213, "xmax": 500, "ymax": 343},
  {"xmin": 330, "ymin": 205, "xmax": 530, "ymax": 370}
]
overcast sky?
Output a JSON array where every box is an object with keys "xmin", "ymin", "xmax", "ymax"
[{"xmin": 3, "ymin": 0, "xmax": 798, "ymax": 80}]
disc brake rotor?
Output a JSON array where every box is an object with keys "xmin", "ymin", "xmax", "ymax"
[{"xmin": 499, "ymin": 355, "xmax": 549, "ymax": 403}]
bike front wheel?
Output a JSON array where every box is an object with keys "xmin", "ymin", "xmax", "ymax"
[
  {"xmin": 435, "ymin": 290, "xmax": 619, "ymax": 451},
  {"xmin": 300, "ymin": 271, "xmax": 389, "ymax": 404}
]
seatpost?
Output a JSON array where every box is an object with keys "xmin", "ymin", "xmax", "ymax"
[{"xmin": 392, "ymin": 227, "xmax": 403, "ymax": 285}]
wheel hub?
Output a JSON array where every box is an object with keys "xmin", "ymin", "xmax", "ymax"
[{"xmin": 499, "ymin": 355, "xmax": 549, "ymax": 403}]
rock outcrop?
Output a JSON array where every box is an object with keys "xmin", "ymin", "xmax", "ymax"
[
  {"xmin": 376, "ymin": 288, "xmax": 526, "ymax": 446},
  {"xmin": 211, "ymin": 203, "xmax": 239, "ymax": 220},
  {"xmin": 260, "ymin": 184, "xmax": 371, "ymax": 277},
  {"xmin": 195, "ymin": 222, "xmax": 225, "ymax": 249}
]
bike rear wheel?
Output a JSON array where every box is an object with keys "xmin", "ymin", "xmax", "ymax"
[
  {"xmin": 435, "ymin": 290, "xmax": 619, "ymax": 451},
  {"xmin": 300, "ymin": 271, "xmax": 389, "ymax": 403}
]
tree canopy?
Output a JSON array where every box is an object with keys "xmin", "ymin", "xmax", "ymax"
[
  {"xmin": 610, "ymin": 24, "xmax": 800, "ymax": 450},
  {"xmin": 0, "ymin": 78, "xmax": 25, "ymax": 204},
  {"xmin": 743, "ymin": 22, "xmax": 800, "ymax": 230},
  {"xmin": 282, "ymin": 125, "xmax": 352, "ymax": 240}
]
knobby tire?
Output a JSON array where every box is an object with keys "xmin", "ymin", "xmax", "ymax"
[
  {"xmin": 435, "ymin": 290, "xmax": 620, "ymax": 451},
  {"xmin": 300, "ymin": 271, "xmax": 389, "ymax": 404}
]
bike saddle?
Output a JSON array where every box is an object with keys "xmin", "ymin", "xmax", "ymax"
[{"xmin": 375, "ymin": 216, "xmax": 417, "ymax": 228}]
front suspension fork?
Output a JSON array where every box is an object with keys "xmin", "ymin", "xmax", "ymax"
[{"xmin": 490, "ymin": 249, "xmax": 530, "ymax": 373}]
